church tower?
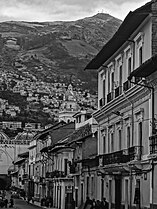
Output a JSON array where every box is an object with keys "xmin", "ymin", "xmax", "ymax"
[{"xmin": 58, "ymin": 84, "xmax": 80, "ymax": 123}]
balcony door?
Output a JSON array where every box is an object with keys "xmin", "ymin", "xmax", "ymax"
[
  {"xmin": 138, "ymin": 122, "xmax": 142, "ymax": 147},
  {"xmin": 119, "ymin": 65, "xmax": 122, "ymax": 94},
  {"xmin": 115, "ymin": 176, "xmax": 122, "ymax": 209},
  {"xmin": 81, "ymin": 183, "xmax": 84, "ymax": 204}
]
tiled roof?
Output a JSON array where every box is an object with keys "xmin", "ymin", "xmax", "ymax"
[{"xmin": 66, "ymin": 123, "xmax": 92, "ymax": 145}]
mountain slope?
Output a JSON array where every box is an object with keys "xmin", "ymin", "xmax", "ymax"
[{"xmin": 0, "ymin": 13, "xmax": 122, "ymax": 92}]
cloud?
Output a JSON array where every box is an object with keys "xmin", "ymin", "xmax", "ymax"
[{"xmin": 0, "ymin": 0, "xmax": 150, "ymax": 22}]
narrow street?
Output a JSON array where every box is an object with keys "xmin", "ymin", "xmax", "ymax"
[{"xmin": 14, "ymin": 198, "xmax": 42, "ymax": 209}]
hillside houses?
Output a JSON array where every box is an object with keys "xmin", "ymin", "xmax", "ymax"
[{"xmin": 0, "ymin": 69, "xmax": 97, "ymax": 127}]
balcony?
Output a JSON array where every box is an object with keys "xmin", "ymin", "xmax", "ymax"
[
  {"xmin": 107, "ymin": 92, "xmax": 113, "ymax": 103},
  {"xmin": 149, "ymin": 135, "xmax": 157, "ymax": 154},
  {"xmin": 123, "ymin": 80, "xmax": 131, "ymax": 91},
  {"xmin": 46, "ymin": 170, "xmax": 66, "ymax": 178},
  {"xmin": 99, "ymin": 146, "xmax": 142, "ymax": 166},
  {"xmin": 115, "ymin": 87, "xmax": 122, "ymax": 98},
  {"xmin": 22, "ymin": 174, "xmax": 29, "ymax": 179},
  {"xmin": 39, "ymin": 177, "xmax": 46, "ymax": 185},
  {"xmin": 69, "ymin": 163, "xmax": 77, "ymax": 174},
  {"xmin": 99, "ymin": 98, "xmax": 105, "ymax": 108}
]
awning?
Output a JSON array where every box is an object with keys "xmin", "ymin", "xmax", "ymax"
[
  {"xmin": 28, "ymin": 144, "xmax": 36, "ymax": 149},
  {"xmin": 14, "ymin": 158, "xmax": 25, "ymax": 165},
  {"xmin": 10, "ymin": 170, "xmax": 18, "ymax": 176},
  {"xmin": 50, "ymin": 145, "xmax": 73, "ymax": 153},
  {"xmin": 18, "ymin": 151, "xmax": 29, "ymax": 158},
  {"xmin": 128, "ymin": 54, "xmax": 157, "ymax": 80},
  {"xmin": 40, "ymin": 145, "xmax": 52, "ymax": 153}
]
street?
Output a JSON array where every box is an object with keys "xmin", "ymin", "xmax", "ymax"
[{"xmin": 14, "ymin": 198, "xmax": 41, "ymax": 209}]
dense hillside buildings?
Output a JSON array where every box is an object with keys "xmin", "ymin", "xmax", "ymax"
[{"xmin": 85, "ymin": 0, "xmax": 157, "ymax": 208}]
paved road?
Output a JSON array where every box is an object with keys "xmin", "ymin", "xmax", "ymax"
[{"xmin": 14, "ymin": 198, "xmax": 41, "ymax": 209}]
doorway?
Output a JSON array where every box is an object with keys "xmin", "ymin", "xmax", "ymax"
[{"xmin": 115, "ymin": 176, "xmax": 122, "ymax": 209}]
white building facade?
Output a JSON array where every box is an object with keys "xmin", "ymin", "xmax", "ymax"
[{"xmin": 85, "ymin": 1, "xmax": 157, "ymax": 209}]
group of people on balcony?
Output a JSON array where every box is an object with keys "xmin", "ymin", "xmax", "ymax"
[{"xmin": 84, "ymin": 197, "xmax": 109, "ymax": 209}]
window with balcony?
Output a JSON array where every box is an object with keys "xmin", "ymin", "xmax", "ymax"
[
  {"xmin": 119, "ymin": 130, "xmax": 122, "ymax": 150},
  {"xmin": 107, "ymin": 92, "xmax": 113, "ymax": 103},
  {"xmin": 150, "ymin": 135, "xmax": 157, "ymax": 154},
  {"xmin": 128, "ymin": 57, "xmax": 132, "ymax": 75},
  {"xmin": 111, "ymin": 133, "xmax": 114, "ymax": 152},
  {"xmin": 115, "ymin": 86, "xmax": 120, "ymax": 98},
  {"xmin": 86, "ymin": 176, "xmax": 89, "ymax": 196},
  {"xmin": 103, "ymin": 136, "xmax": 106, "ymax": 153},
  {"xmin": 99, "ymin": 98, "xmax": 105, "ymax": 107},
  {"xmin": 101, "ymin": 179, "xmax": 104, "ymax": 200},
  {"xmin": 111, "ymin": 72, "xmax": 114, "ymax": 93},
  {"xmin": 103, "ymin": 79, "xmax": 106, "ymax": 100},
  {"xmin": 127, "ymin": 126, "xmax": 131, "ymax": 148},
  {"xmin": 139, "ymin": 46, "xmax": 143, "ymax": 66},
  {"xmin": 91, "ymin": 176, "xmax": 94, "ymax": 197},
  {"xmin": 123, "ymin": 80, "xmax": 130, "ymax": 91},
  {"xmin": 119, "ymin": 65, "xmax": 122, "ymax": 94},
  {"xmin": 138, "ymin": 122, "xmax": 142, "ymax": 148},
  {"xmin": 64, "ymin": 159, "xmax": 68, "ymax": 176},
  {"xmin": 108, "ymin": 71, "xmax": 110, "ymax": 94}
]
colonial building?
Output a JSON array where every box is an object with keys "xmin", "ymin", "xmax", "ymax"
[
  {"xmin": 85, "ymin": 1, "xmax": 157, "ymax": 208},
  {"xmin": 33, "ymin": 121, "xmax": 75, "ymax": 203}
]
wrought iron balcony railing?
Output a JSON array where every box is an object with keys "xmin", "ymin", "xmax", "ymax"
[
  {"xmin": 46, "ymin": 170, "xmax": 66, "ymax": 178},
  {"xmin": 123, "ymin": 80, "xmax": 131, "ymax": 92},
  {"xmin": 69, "ymin": 163, "xmax": 77, "ymax": 174},
  {"xmin": 99, "ymin": 146, "xmax": 142, "ymax": 166},
  {"xmin": 22, "ymin": 174, "xmax": 29, "ymax": 179},
  {"xmin": 99, "ymin": 98, "xmax": 105, "ymax": 108},
  {"xmin": 149, "ymin": 135, "xmax": 157, "ymax": 154},
  {"xmin": 39, "ymin": 177, "xmax": 46, "ymax": 184},
  {"xmin": 107, "ymin": 92, "xmax": 113, "ymax": 103},
  {"xmin": 115, "ymin": 86, "xmax": 122, "ymax": 98}
]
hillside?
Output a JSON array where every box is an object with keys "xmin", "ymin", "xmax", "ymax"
[
  {"xmin": 0, "ymin": 13, "xmax": 122, "ymax": 127},
  {"xmin": 0, "ymin": 13, "xmax": 121, "ymax": 92}
]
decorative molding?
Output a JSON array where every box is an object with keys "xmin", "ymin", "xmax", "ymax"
[
  {"xmin": 101, "ymin": 128, "xmax": 107, "ymax": 137},
  {"xmin": 134, "ymin": 32, "xmax": 145, "ymax": 43},
  {"xmin": 108, "ymin": 124, "xmax": 115, "ymax": 133},
  {"xmin": 135, "ymin": 108, "xmax": 144, "ymax": 122},
  {"xmin": 134, "ymin": 108, "xmax": 144, "ymax": 115},
  {"xmin": 126, "ymin": 48, "xmax": 131, "ymax": 59},
  {"xmin": 116, "ymin": 120, "xmax": 123, "ymax": 130},
  {"xmin": 123, "ymin": 114, "xmax": 132, "ymax": 120}
]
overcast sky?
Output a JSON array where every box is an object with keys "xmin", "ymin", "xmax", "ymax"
[{"xmin": 0, "ymin": 0, "xmax": 150, "ymax": 22}]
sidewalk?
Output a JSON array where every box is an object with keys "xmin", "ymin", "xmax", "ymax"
[
  {"xmin": 29, "ymin": 200, "xmax": 57, "ymax": 209},
  {"xmin": 19, "ymin": 196, "xmax": 57, "ymax": 209}
]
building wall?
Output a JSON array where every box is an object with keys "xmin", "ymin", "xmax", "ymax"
[
  {"xmin": 98, "ymin": 17, "xmax": 152, "ymax": 109},
  {"xmin": 95, "ymin": 5, "xmax": 156, "ymax": 209},
  {"xmin": 0, "ymin": 143, "xmax": 28, "ymax": 174}
]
